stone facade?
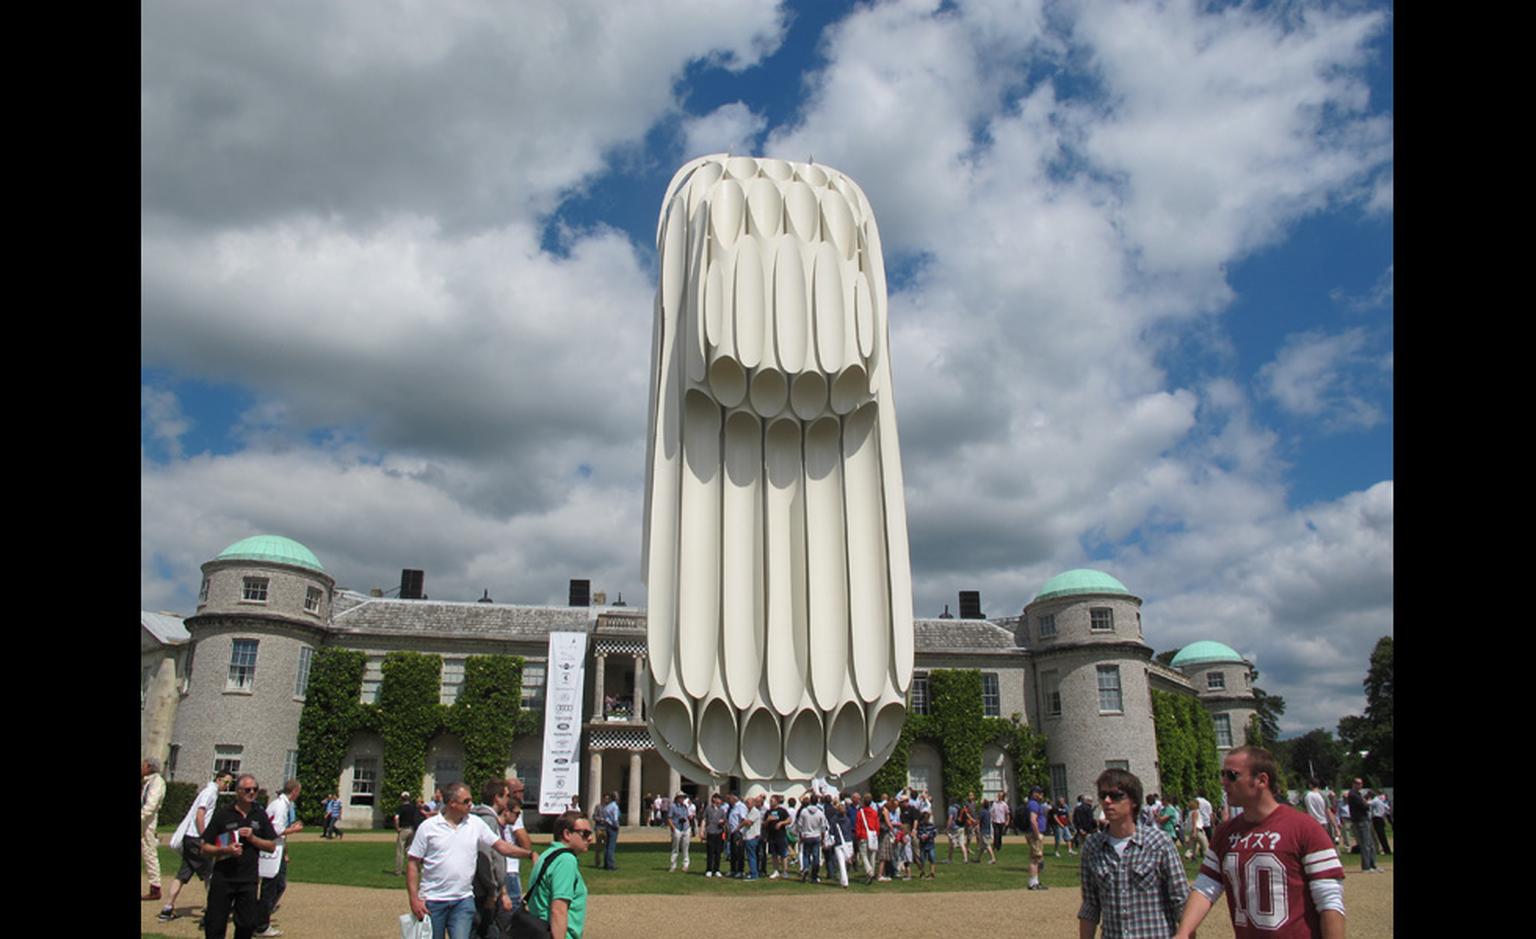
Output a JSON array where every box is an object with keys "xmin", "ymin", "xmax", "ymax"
[{"xmin": 143, "ymin": 540, "xmax": 1253, "ymax": 825}]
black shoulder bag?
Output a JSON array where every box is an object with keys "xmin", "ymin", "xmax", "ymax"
[{"xmin": 504, "ymin": 847, "xmax": 574, "ymax": 939}]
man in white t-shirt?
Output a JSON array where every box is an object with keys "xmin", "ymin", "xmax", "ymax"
[
  {"xmin": 254, "ymin": 779, "xmax": 303, "ymax": 937},
  {"xmin": 158, "ymin": 770, "xmax": 233, "ymax": 923},
  {"xmin": 406, "ymin": 782, "xmax": 533, "ymax": 939},
  {"xmin": 1303, "ymin": 778, "xmax": 1334, "ymax": 845}
]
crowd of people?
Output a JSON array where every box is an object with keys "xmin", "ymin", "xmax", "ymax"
[{"xmin": 144, "ymin": 748, "xmax": 1389, "ymax": 939}]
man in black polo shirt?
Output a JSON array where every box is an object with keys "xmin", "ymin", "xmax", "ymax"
[
  {"xmin": 201, "ymin": 773, "xmax": 279, "ymax": 939},
  {"xmin": 395, "ymin": 792, "xmax": 424, "ymax": 876}
]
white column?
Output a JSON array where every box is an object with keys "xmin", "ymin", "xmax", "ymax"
[
  {"xmin": 632, "ymin": 654, "xmax": 645, "ymax": 721},
  {"xmin": 593, "ymin": 652, "xmax": 607, "ymax": 720},
  {"xmin": 668, "ymin": 766, "xmax": 681, "ymax": 797},
  {"xmin": 628, "ymin": 751, "xmax": 643, "ymax": 827},
  {"xmin": 588, "ymin": 749, "xmax": 604, "ymax": 815}
]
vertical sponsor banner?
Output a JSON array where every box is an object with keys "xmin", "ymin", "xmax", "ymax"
[{"xmin": 539, "ymin": 631, "xmax": 589, "ymax": 815}]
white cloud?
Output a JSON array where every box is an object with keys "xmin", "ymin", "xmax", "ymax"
[
  {"xmin": 680, "ymin": 101, "xmax": 767, "ymax": 158},
  {"xmin": 1257, "ymin": 327, "xmax": 1388, "ymax": 430},
  {"xmin": 141, "ymin": 385, "xmax": 191, "ymax": 459}
]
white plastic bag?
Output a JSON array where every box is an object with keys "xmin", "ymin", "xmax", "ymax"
[{"xmin": 399, "ymin": 912, "xmax": 433, "ymax": 939}]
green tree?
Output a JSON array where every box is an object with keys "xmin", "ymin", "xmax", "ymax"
[
  {"xmin": 1246, "ymin": 687, "xmax": 1286, "ymax": 746},
  {"xmin": 1283, "ymin": 728, "xmax": 1346, "ymax": 785},
  {"xmin": 1336, "ymin": 636, "xmax": 1392, "ymax": 785}
]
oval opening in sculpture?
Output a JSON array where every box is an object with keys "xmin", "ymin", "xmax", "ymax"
[
  {"xmin": 654, "ymin": 695, "xmax": 695, "ymax": 756},
  {"xmin": 830, "ymin": 365, "xmax": 868, "ymax": 415},
  {"xmin": 783, "ymin": 709, "xmax": 824, "ymax": 779},
  {"xmin": 826, "ymin": 701, "xmax": 867, "ymax": 774},
  {"xmin": 709, "ymin": 357, "xmax": 748, "ymax": 408},
  {"xmin": 697, "ymin": 698, "xmax": 739, "ymax": 774},
  {"xmin": 790, "ymin": 371, "xmax": 827, "ymax": 420},
  {"xmin": 739, "ymin": 708, "xmax": 783, "ymax": 779},
  {"xmin": 750, "ymin": 368, "xmax": 788, "ymax": 417},
  {"xmin": 868, "ymin": 700, "xmax": 905, "ymax": 762}
]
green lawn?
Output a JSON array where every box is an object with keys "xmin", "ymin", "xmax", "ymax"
[{"xmin": 156, "ymin": 829, "xmax": 1392, "ymax": 897}]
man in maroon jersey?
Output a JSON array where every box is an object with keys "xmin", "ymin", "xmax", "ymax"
[{"xmin": 1173, "ymin": 746, "xmax": 1345, "ymax": 939}]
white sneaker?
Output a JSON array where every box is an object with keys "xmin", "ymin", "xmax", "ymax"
[
  {"xmin": 769, "ymin": 871, "xmax": 779, "ymax": 879},
  {"xmin": 255, "ymin": 929, "xmax": 283, "ymax": 938}
]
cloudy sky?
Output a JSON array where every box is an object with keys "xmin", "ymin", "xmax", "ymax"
[{"xmin": 141, "ymin": 0, "xmax": 1392, "ymax": 738}]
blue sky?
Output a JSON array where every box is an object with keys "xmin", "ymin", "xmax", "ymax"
[{"xmin": 142, "ymin": 0, "xmax": 1392, "ymax": 737}]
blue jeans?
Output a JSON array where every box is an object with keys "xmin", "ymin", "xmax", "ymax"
[
  {"xmin": 604, "ymin": 825, "xmax": 619, "ymax": 869},
  {"xmin": 744, "ymin": 837, "xmax": 760, "ymax": 878},
  {"xmin": 504, "ymin": 872, "xmax": 522, "ymax": 913},
  {"xmin": 425, "ymin": 896, "xmax": 475, "ymax": 939},
  {"xmin": 1353, "ymin": 820, "xmax": 1376, "ymax": 870}
]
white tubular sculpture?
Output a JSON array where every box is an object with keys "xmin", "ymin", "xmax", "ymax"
[{"xmin": 643, "ymin": 154, "xmax": 914, "ymax": 793}]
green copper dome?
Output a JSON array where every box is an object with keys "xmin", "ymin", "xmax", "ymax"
[
  {"xmin": 1034, "ymin": 569, "xmax": 1131, "ymax": 602},
  {"xmin": 215, "ymin": 535, "xmax": 325, "ymax": 573},
  {"xmin": 1170, "ymin": 641, "xmax": 1246, "ymax": 667}
]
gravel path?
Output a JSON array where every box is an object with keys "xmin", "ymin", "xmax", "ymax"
[{"xmin": 142, "ymin": 855, "xmax": 1392, "ymax": 938}]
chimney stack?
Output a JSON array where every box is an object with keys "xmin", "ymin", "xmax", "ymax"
[
  {"xmin": 958, "ymin": 590, "xmax": 983, "ymax": 619},
  {"xmin": 568, "ymin": 578, "xmax": 591, "ymax": 607}
]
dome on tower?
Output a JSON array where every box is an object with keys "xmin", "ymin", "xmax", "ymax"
[
  {"xmin": 1033, "ymin": 569, "xmax": 1131, "ymax": 602},
  {"xmin": 215, "ymin": 535, "xmax": 325, "ymax": 573},
  {"xmin": 1170, "ymin": 640, "xmax": 1246, "ymax": 668}
]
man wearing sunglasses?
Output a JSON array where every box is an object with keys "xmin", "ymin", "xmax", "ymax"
[
  {"xmin": 406, "ymin": 782, "xmax": 535, "ymax": 939},
  {"xmin": 1077, "ymin": 769, "xmax": 1188, "ymax": 939},
  {"xmin": 1173, "ymin": 746, "xmax": 1345, "ymax": 939},
  {"xmin": 199, "ymin": 774, "xmax": 279, "ymax": 939},
  {"xmin": 525, "ymin": 811, "xmax": 593, "ymax": 938}
]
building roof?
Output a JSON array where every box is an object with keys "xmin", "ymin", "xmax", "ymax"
[
  {"xmin": 331, "ymin": 596, "xmax": 592, "ymax": 639},
  {"xmin": 142, "ymin": 610, "xmax": 189, "ymax": 645},
  {"xmin": 215, "ymin": 535, "xmax": 326, "ymax": 573},
  {"xmin": 1170, "ymin": 640, "xmax": 1247, "ymax": 667},
  {"xmin": 1033, "ymin": 568, "xmax": 1131, "ymax": 601},
  {"xmin": 914, "ymin": 617, "xmax": 1020, "ymax": 652}
]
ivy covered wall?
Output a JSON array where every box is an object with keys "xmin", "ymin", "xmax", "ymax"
[
  {"xmin": 869, "ymin": 668, "xmax": 1048, "ymax": 804},
  {"xmin": 1151, "ymin": 689, "xmax": 1222, "ymax": 802},
  {"xmin": 295, "ymin": 647, "xmax": 533, "ymax": 825}
]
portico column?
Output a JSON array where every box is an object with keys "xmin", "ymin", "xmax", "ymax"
[
  {"xmin": 632, "ymin": 654, "xmax": 645, "ymax": 721},
  {"xmin": 668, "ymin": 766, "xmax": 681, "ymax": 797},
  {"xmin": 588, "ymin": 749, "xmax": 604, "ymax": 815},
  {"xmin": 592, "ymin": 652, "xmax": 607, "ymax": 720},
  {"xmin": 628, "ymin": 751, "xmax": 643, "ymax": 826}
]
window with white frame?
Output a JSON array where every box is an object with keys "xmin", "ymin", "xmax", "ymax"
[
  {"xmin": 1090, "ymin": 608, "xmax": 1114, "ymax": 632},
  {"xmin": 1213, "ymin": 714, "xmax": 1233, "ymax": 748},
  {"xmin": 981, "ymin": 673, "xmax": 1001, "ymax": 717},
  {"xmin": 981, "ymin": 764, "xmax": 1006, "ymax": 797},
  {"xmin": 361, "ymin": 655, "xmax": 384, "ymax": 704},
  {"xmin": 350, "ymin": 757, "xmax": 377, "ymax": 805},
  {"xmin": 304, "ymin": 586, "xmax": 322, "ymax": 614},
  {"xmin": 213, "ymin": 745, "xmax": 243, "ymax": 778},
  {"xmin": 1041, "ymin": 670, "xmax": 1062, "ymax": 717},
  {"xmin": 294, "ymin": 646, "xmax": 313, "ymax": 699},
  {"xmin": 1206, "ymin": 671, "xmax": 1226, "ymax": 691},
  {"xmin": 283, "ymin": 750, "xmax": 299, "ymax": 784},
  {"xmin": 1049, "ymin": 764, "xmax": 1068, "ymax": 800},
  {"xmin": 241, "ymin": 577, "xmax": 269, "ymax": 603},
  {"xmin": 440, "ymin": 657, "xmax": 465, "ymax": 706},
  {"xmin": 1105, "ymin": 759, "xmax": 1129, "ymax": 771},
  {"xmin": 907, "ymin": 766, "xmax": 930, "ymax": 794},
  {"xmin": 910, "ymin": 672, "xmax": 930, "ymax": 715},
  {"xmin": 1038, "ymin": 614, "xmax": 1056, "ymax": 639},
  {"xmin": 226, "ymin": 639, "xmax": 259, "ymax": 691},
  {"xmin": 1097, "ymin": 665, "xmax": 1123, "ymax": 713},
  {"xmin": 520, "ymin": 662, "xmax": 546, "ymax": 710}
]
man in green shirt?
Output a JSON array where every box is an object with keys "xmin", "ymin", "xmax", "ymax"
[{"xmin": 526, "ymin": 812, "xmax": 592, "ymax": 939}]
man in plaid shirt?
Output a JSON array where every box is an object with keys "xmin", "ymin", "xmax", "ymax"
[{"xmin": 1078, "ymin": 768, "xmax": 1188, "ymax": 939}]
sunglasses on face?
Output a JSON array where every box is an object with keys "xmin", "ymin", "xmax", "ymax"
[
  {"xmin": 1220, "ymin": 770, "xmax": 1245, "ymax": 782},
  {"xmin": 572, "ymin": 828, "xmax": 595, "ymax": 840},
  {"xmin": 1098, "ymin": 790, "xmax": 1127, "ymax": 802},
  {"xmin": 238, "ymin": 786, "xmax": 258, "ymax": 793}
]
